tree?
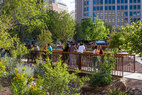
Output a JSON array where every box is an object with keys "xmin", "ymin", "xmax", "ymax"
[
  {"xmin": 0, "ymin": 0, "xmax": 50, "ymax": 41},
  {"xmin": 38, "ymin": 30, "xmax": 52, "ymax": 48},
  {"xmin": 48, "ymin": 11, "xmax": 75, "ymax": 43},
  {"xmin": 120, "ymin": 21, "xmax": 142, "ymax": 54},
  {"xmin": 74, "ymin": 17, "xmax": 109, "ymax": 41},
  {"xmin": 108, "ymin": 31, "xmax": 125, "ymax": 51}
]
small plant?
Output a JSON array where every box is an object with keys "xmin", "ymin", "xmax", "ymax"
[
  {"xmin": 0, "ymin": 61, "xmax": 7, "ymax": 77},
  {"xmin": 108, "ymin": 88, "xmax": 128, "ymax": 95},
  {"xmin": 11, "ymin": 68, "xmax": 45, "ymax": 95},
  {"xmin": 89, "ymin": 55, "xmax": 115, "ymax": 87}
]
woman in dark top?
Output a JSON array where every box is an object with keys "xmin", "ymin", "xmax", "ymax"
[{"xmin": 62, "ymin": 43, "xmax": 70, "ymax": 63}]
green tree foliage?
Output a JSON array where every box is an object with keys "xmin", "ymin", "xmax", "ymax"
[
  {"xmin": 120, "ymin": 21, "xmax": 142, "ymax": 54},
  {"xmin": 48, "ymin": 11, "xmax": 75, "ymax": 43},
  {"xmin": 0, "ymin": 0, "xmax": 51, "ymax": 42},
  {"xmin": 74, "ymin": 17, "xmax": 109, "ymax": 41},
  {"xmin": 38, "ymin": 30, "xmax": 52, "ymax": 48},
  {"xmin": 109, "ymin": 31, "xmax": 125, "ymax": 50}
]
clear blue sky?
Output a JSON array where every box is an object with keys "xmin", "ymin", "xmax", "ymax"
[{"xmin": 58, "ymin": 0, "xmax": 75, "ymax": 12}]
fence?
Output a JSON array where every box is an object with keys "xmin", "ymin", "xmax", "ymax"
[{"xmin": 27, "ymin": 50, "xmax": 135, "ymax": 77}]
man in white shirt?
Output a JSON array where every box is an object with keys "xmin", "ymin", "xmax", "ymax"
[{"xmin": 77, "ymin": 43, "xmax": 85, "ymax": 53}]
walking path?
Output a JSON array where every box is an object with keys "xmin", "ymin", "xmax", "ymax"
[{"xmin": 124, "ymin": 72, "xmax": 142, "ymax": 80}]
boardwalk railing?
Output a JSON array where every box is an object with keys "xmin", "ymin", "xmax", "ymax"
[{"xmin": 27, "ymin": 50, "xmax": 135, "ymax": 77}]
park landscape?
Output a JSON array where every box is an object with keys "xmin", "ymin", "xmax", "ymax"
[{"xmin": 0, "ymin": 0, "xmax": 142, "ymax": 95}]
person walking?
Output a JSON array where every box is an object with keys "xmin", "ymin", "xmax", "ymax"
[{"xmin": 70, "ymin": 44, "xmax": 77, "ymax": 66}]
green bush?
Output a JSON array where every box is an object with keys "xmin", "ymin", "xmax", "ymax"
[{"xmin": 89, "ymin": 56, "xmax": 115, "ymax": 87}]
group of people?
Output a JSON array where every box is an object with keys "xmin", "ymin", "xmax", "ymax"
[{"xmin": 62, "ymin": 43, "xmax": 104, "ymax": 67}]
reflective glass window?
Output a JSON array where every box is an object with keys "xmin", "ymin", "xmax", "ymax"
[
  {"xmin": 134, "ymin": 5, "xmax": 136, "ymax": 9},
  {"xmin": 112, "ymin": 6, "xmax": 115, "ymax": 10},
  {"xmin": 112, "ymin": 0, "xmax": 115, "ymax": 4},
  {"xmin": 134, "ymin": 0, "xmax": 136, "ymax": 3},
  {"xmin": 93, "ymin": 13, "xmax": 96, "ymax": 17},
  {"xmin": 109, "ymin": 0, "xmax": 111, "ymax": 4},
  {"xmin": 87, "ymin": 13, "xmax": 89, "ymax": 16},
  {"xmin": 130, "ymin": 0, "xmax": 132, "ymax": 3},
  {"xmin": 125, "ymin": 0, "xmax": 127, "ymax": 3},
  {"xmin": 105, "ymin": 0, "xmax": 108, "ymax": 4},
  {"xmin": 117, "ymin": 0, "xmax": 120, "ymax": 3},
  {"xmin": 105, "ymin": 6, "xmax": 108, "ymax": 10},
  {"xmin": 121, "ymin": 6, "xmax": 124, "ymax": 10},
  {"xmin": 87, "ymin": 1, "xmax": 89, "ymax": 5},
  {"xmin": 100, "ymin": 6, "xmax": 103, "ymax": 10},
  {"xmin": 93, "ymin": 7, "xmax": 96, "ymax": 10},
  {"xmin": 97, "ymin": 0, "xmax": 99, "ymax": 4},
  {"xmin": 97, "ymin": 6, "xmax": 99, "ymax": 10},
  {"xmin": 93, "ymin": 0, "xmax": 96, "ymax": 4},
  {"xmin": 137, "ymin": 0, "xmax": 140, "ymax": 3},
  {"xmin": 125, "ymin": 12, "xmax": 128, "ymax": 16},
  {"xmin": 137, "ymin": 5, "xmax": 140, "ymax": 9},
  {"xmin": 87, "ymin": 7, "xmax": 89, "ymax": 11},
  {"xmin": 117, "ymin": 6, "xmax": 120, "ymax": 10},
  {"xmin": 137, "ymin": 12, "xmax": 140, "ymax": 16},
  {"xmin": 133, "ymin": 12, "xmax": 137, "ymax": 16},
  {"xmin": 100, "ymin": 0, "xmax": 103, "ymax": 4},
  {"xmin": 125, "ymin": 5, "xmax": 128, "ymax": 10},
  {"xmin": 121, "ymin": 0, "xmax": 124, "ymax": 3},
  {"xmin": 130, "ymin": 12, "xmax": 133, "ymax": 16},
  {"xmin": 109, "ymin": 6, "xmax": 111, "ymax": 10},
  {"xmin": 130, "ymin": 5, "xmax": 133, "ymax": 10}
]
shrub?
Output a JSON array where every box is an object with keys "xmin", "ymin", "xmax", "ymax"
[
  {"xmin": 38, "ymin": 58, "xmax": 89, "ymax": 95},
  {"xmin": 89, "ymin": 55, "xmax": 115, "ymax": 87}
]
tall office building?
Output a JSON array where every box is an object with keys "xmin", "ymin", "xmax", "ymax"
[{"xmin": 75, "ymin": 0, "xmax": 142, "ymax": 28}]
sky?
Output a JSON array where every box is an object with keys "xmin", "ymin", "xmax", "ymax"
[{"xmin": 58, "ymin": 0, "xmax": 75, "ymax": 12}]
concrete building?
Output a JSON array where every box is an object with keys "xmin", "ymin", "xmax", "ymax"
[
  {"xmin": 75, "ymin": 0, "xmax": 142, "ymax": 28},
  {"xmin": 0, "ymin": 0, "xmax": 4, "ymax": 4}
]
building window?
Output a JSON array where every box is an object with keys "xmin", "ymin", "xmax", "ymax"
[
  {"xmin": 125, "ymin": 12, "xmax": 128, "ymax": 16},
  {"xmin": 121, "ymin": 6, "xmax": 124, "ymax": 10},
  {"xmin": 130, "ymin": 12, "xmax": 133, "ymax": 16},
  {"xmin": 112, "ymin": 0, "xmax": 115, "ymax": 4},
  {"xmin": 134, "ymin": 0, "xmax": 136, "ymax": 3},
  {"xmin": 93, "ymin": 0, "xmax": 96, "ymax": 4},
  {"xmin": 93, "ymin": 13, "xmax": 96, "ymax": 17},
  {"xmin": 125, "ymin": 5, "xmax": 128, "ymax": 10},
  {"xmin": 97, "ymin": 6, "xmax": 99, "ymax": 10},
  {"xmin": 125, "ymin": 0, "xmax": 128, "ymax": 3},
  {"xmin": 109, "ymin": 0, "xmax": 111, "ymax": 4},
  {"xmin": 134, "ymin": 5, "xmax": 136, "ymax": 10},
  {"xmin": 124, "ymin": 18, "xmax": 128, "ymax": 23},
  {"xmin": 87, "ymin": 7, "xmax": 89, "ymax": 11},
  {"xmin": 130, "ymin": 0, "xmax": 132, "ymax": 3},
  {"xmin": 130, "ymin": 5, "xmax": 133, "ymax": 10},
  {"xmin": 105, "ymin": 0, "xmax": 108, "ymax": 4},
  {"xmin": 112, "ymin": 6, "xmax": 115, "ymax": 10},
  {"xmin": 137, "ymin": 5, "xmax": 140, "ymax": 9},
  {"xmin": 117, "ymin": 6, "xmax": 120, "ymax": 10},
  {"xmin": 100, "ymin": 0, "xmax": 103, "ymax": 4},
  {"xmin": 100, "ymin": 6, "xmax": 103, "ymax": 10},
  {"xmin": 137, "ymin": 0, "xmax": 140, "ymax": 3},
  {"xmin": 87, "ymin": 1, "xmax": 89, "ymax": 5},
  {"xmin": 133, "ymin": 12, "xmax": 136, "ymax": 16},
  {"xmin": 105, "ymin": 6, "xmax": 108, "ymax": 10},
  {"xmin": 93, "ymin": 6, "xmax": 96, "ymax": 10},
  {"xmin": 97, "ymin": 0, "xmax": 99, "ymax": 4},
  {"xmin": 109, "ymin": 6, "xmax": 111, "ymax": 10},
  {"xmin": 117, "ymin": 0, "xmax": 120, "ymax": 4},
  {"xmin": 121, "ymin": 0, "xmax": 124, "ymax": 3},
  {"xmin": 87, "ymin": 13, "xmax": 89, "ymax": 16},
  {"xmin": 137, "ymin": 12, "xmax": 140, "ymax": 16}
]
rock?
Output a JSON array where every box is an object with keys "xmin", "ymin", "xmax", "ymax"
[{"xmin": 108, "ymin": 78, "xmax": 127, "ymax": 92}]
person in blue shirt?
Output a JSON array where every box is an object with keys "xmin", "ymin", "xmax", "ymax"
[{"xmin": 48, "ymin": 43, "xmax": 52, "ymax": 52}]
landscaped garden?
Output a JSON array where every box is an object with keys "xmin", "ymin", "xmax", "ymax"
[{"xmin": 0, "ymin": 0, "xmax": 142, "ymax": 95}]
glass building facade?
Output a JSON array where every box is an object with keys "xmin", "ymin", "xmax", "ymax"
[{"xmin": 76, "ymin": 0, "xmax": 142, "ymax": 28}]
